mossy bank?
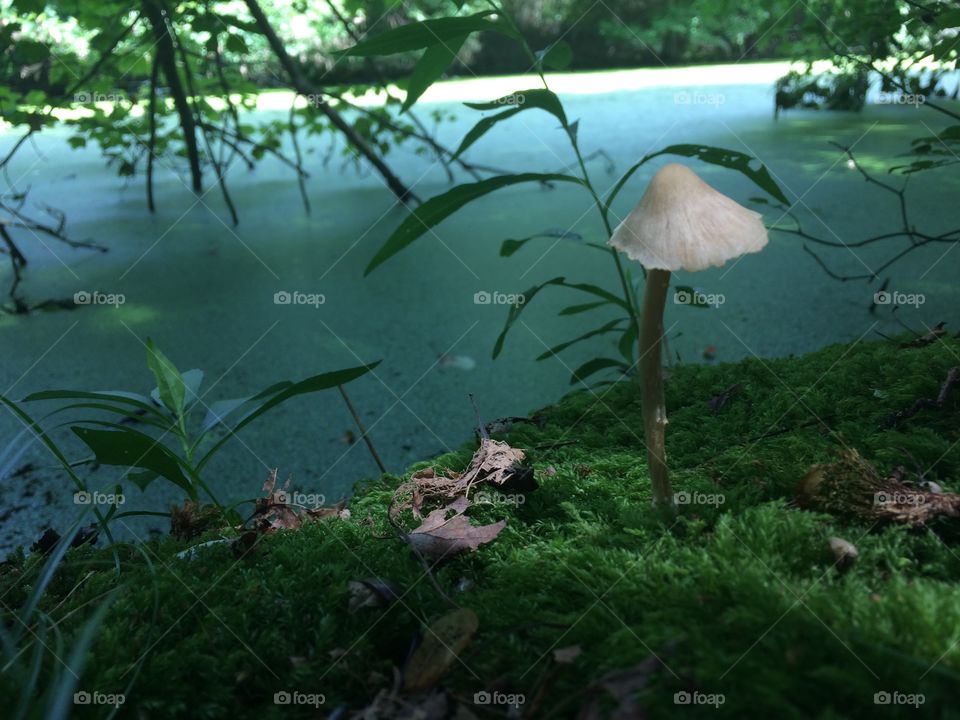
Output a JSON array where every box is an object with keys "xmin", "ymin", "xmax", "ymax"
[{"xmin": 4, "ymin": 335, "xmax": 960, "ymax": 719}]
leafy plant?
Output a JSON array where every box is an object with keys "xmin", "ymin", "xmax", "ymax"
[
  {"xmin": 12, "ymin": 340, "xmax": 379, "ymax": 524},
  {"xmin": 352, "ymin": 2, "xmax": 788, "ymax": 386}
]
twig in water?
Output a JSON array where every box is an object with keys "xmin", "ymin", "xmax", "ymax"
[{"xmin": 337, "ymin": 385, "xmax": 386, "ymax": 475}]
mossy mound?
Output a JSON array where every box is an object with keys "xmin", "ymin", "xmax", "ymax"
[{"xmin": 3, "ymin": 337, "xmax": 960, "ymax": 719}]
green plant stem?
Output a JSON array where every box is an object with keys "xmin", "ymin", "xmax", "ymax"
[
  {"xmin": 488, "ymin": 0, "xmax": 641, "ymax": 348},
  {"xmin": 639, "ymin": 268, "xmax": 674, "ymax": 510}
]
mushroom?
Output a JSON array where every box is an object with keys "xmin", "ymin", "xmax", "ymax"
[{"xmin": 609, "ymin": 163, "xmax": 768, "ymax": 509}]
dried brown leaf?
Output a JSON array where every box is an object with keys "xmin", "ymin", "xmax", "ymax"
[{"xmin": 407, "ymin": 497, "xmax": 506, "ymax": 560}]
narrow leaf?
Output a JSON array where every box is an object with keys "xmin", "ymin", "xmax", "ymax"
[
  {"xmin": 341, "ymin": 14, "xmax": 509, "ymax": 56},
  {"xmin": 145, "ymin": 339, "xmax": 186, "ymax": 417},
  {"xmin": 365, "ymin": 174, "xmax": 582, "ymax": 275},
  {"xmin": 197, "ymin": 363, "xmax": 380, "ymax": 471},
  {"xmin": 403, "ymin": 34, "xmax": 468, "ymax": 112},
  {"xmin": 569, "ymin": 358, "xmax": 625, "ymax": 385},
  {"xmin": 536, "ymin": 319, "xmax": 625, "ymax": 361}
]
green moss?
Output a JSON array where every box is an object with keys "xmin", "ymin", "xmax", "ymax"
[{"xmin": 4, "ymin": 337, "xmax": 960, "ymax": 718}]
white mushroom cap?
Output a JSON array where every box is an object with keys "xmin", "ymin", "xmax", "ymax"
[{"xmin": 608, "ymin": 163, "xmax": 768, "ymax": 272}]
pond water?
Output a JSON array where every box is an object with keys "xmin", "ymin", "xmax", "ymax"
[{"xmin": 1, "ymin": 62, "xmax": 958, "ymax": 551}]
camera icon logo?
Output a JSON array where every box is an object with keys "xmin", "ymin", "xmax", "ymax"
[
  {"xmin": 674, "ymin": 491, "xmax": 691, "ymax": 505},
  {"xmin": 274, "ymin": 691, "xmax": 292, "ymax": 705},
  {"xmin": 674, "ymin": 691, "xmax": 691, "ymax": 704},
  {"xmin": 874, "ymin": 691, "xmax": 891, "ymax": 705},
  {"xmin": 74, "ymin": 691, "xmax": 92, "ymax": 705},
  {"xmin": 274, "ymin": 291, "xmax": 292, "ymax": 305},
  {"xmin": 74, "ymin": 291, "xmax": 92, "ymax": 305},
  {"xmin": 474, "ymin": 691, "xmax": 491, "ymax": 705},
  {"xmin": 74, "ymin": 490, "xmax": 92, "ymax": 505},
  {"xmin": 474, "ymin": 291, "xmax": 491, "ymax": 305},
  {"xmin": 673, "ymin": 290, "xmax": 692, "ymax": 305},
  {"xmin": 873, "ymin": 291, "xmax": 891, "ymax": 305}
]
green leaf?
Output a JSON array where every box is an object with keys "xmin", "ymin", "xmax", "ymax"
[
  {"xmin": 535, "ymin": 319, "xmax": 625, "ymax": 361},
  {"xmin": 491, "ymin": 277, "xmax": 627, "ymax": 359},
  {"xmin": 71, "ymin": 425, "xmax": 193, "ymax": 494},
  {"xmin": 456, "ymin": 89, "xmax": 568, "ymax": 157},
  {"xmin": 365, "ymin": 173, "xmax": 582, "ymax": 274},
  {"xmin": 196, "ymin": 363, "xmax": 380, "ymax": 472},
  {"xmin": 500, "ymin": 228, "xmax": 582, "ymax": 257},
  {"xmin": 618, "ymin": 322, "xmax": 638, "ymax": 363},
  {"xmin": 569, "ymin": 358, "xmax": 625, "ymax": 385},
  {"xmin": 493, "ymin": 277, "xmax": 563, "ymax": 359},
  {"xmin": 452, "ymin": 107, "xmax": 522, "ymax": 159},
  {"xmin": 539, "ymin": 40, "xmax": 573, "ymax": 70},
  {"xmin": 152, "ymin": 369, "xmax": 203, "ymax": 412},
  {"xmin": 403, "ymin": 34, "xmax": 467, "ymax": 112},
  {"xmin": 23, "ymin": 389, "xmax": 161, "ymax": 416},
  {"xmin": 145, "ymin": 339, "xmax": 186, "ymax": 417},
  {"xmin": 605, "ymin": 144, "xmax": 790, "ymax": 213},
  {"xmin": 341, "ymin": 14, "xmax": 510, "ymax": 56},
  {"xmin": 558, "ymin": 300, "xmax": 610, "ymax": 315},
  {"xmin": 225, "ymin": 34, "xmax": 248, "ymax": 54}
]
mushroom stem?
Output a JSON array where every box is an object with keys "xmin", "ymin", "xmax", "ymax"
[{"xmin": 639, "ymin": 268, "xmax": 675, "ymax": 510}]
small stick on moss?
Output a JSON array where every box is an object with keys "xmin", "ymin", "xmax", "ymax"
[
  {"xmin": 337, "ymin": 385, "xmax": 387, "ymax": 475},
  {"xmin": 797, "ymin": 448, "xmax": 960, "ymax": 525}
]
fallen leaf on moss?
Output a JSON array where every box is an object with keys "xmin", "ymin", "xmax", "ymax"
[
  {"xmin": 402, "ymin": 608, "xmax": 479, "ymax": 693},
  {"xmin": 249, "ymin": 469, "xmax": 348, "ymax": 534},
  {"xmin": 391, "ymin": 439, "xmax": 534, "ymax": 520},
  {"xmin": 407, "ymin": 497, "xmax": 506, "ymax": 560}
]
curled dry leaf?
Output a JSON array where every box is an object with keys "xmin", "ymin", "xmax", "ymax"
[
  {"xmin": 407, "ymin": 496, "xmax": 506, "ymax": 561},
  {"xmin": 391, "ymin": 439, "xmax": 534, "ymax": 520},
  {"xmin": 402, "ymin": 608, "xmax": 479, "ymax": 693},
  {"xmin": 250, "ymin": 469, "xmax": 348, "ymax": 534}
]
